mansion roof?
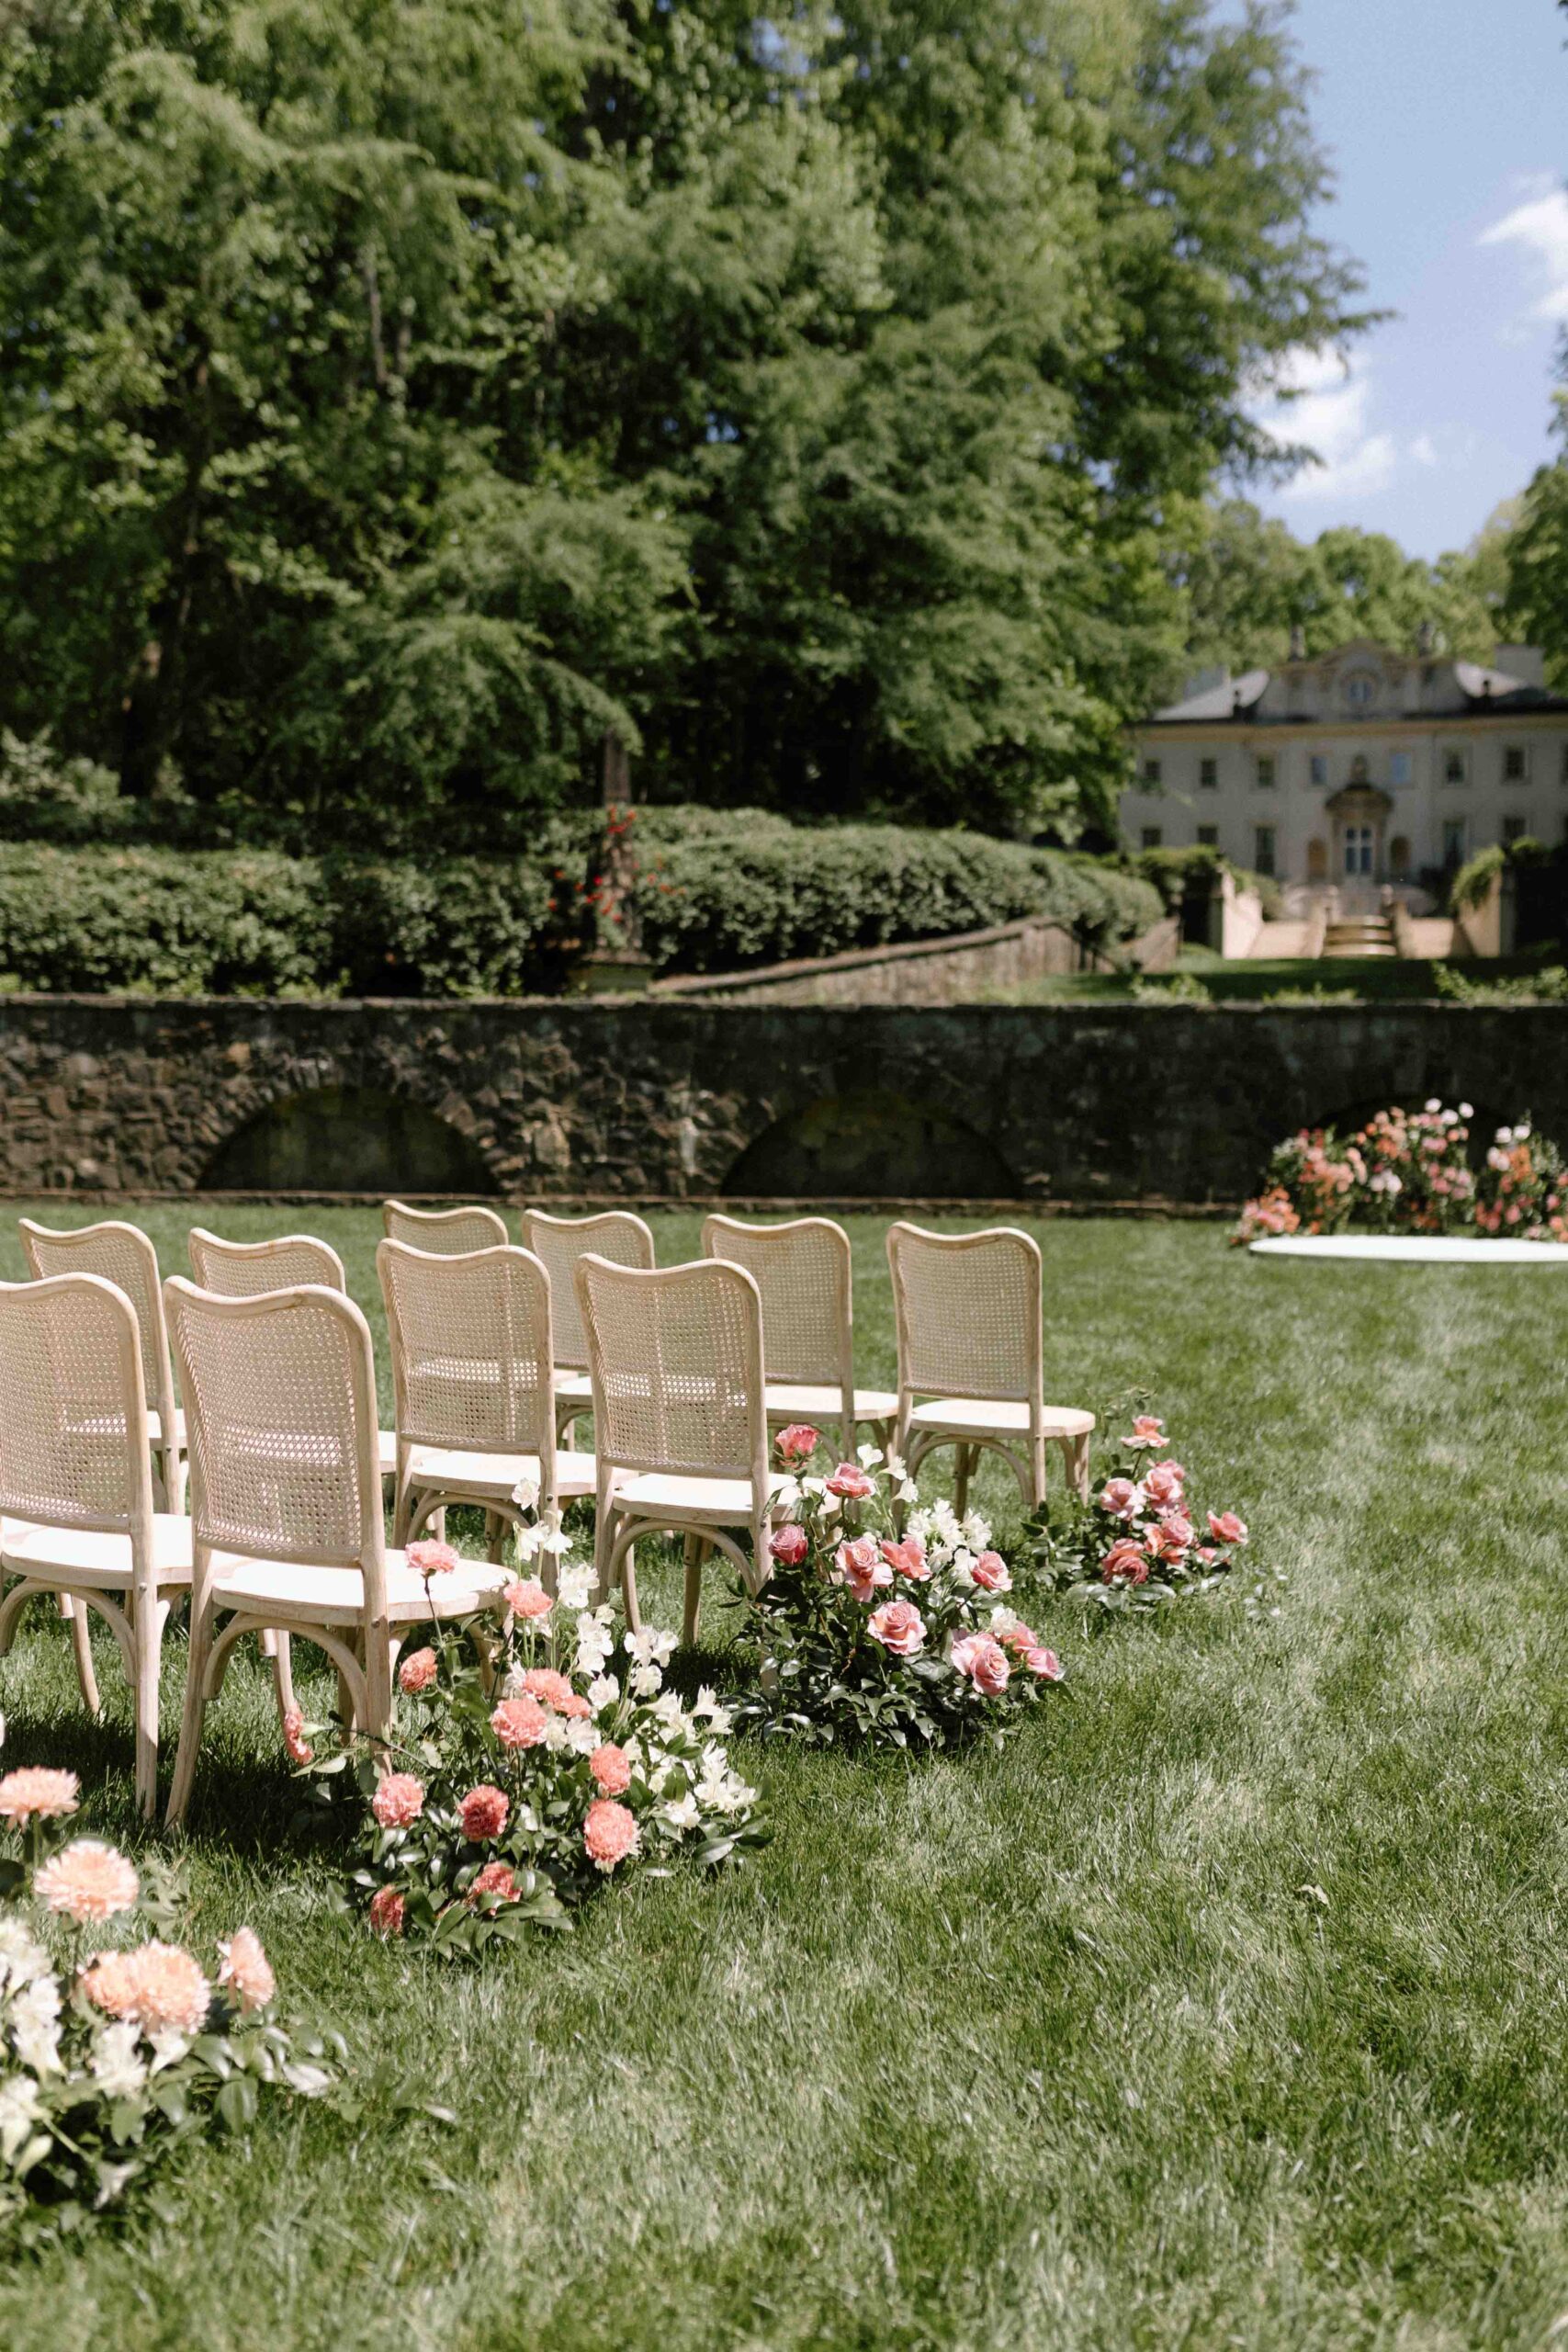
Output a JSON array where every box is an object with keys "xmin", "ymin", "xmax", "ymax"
[{"xmin": 1145, "ymin": 638, "xmax": 1568, "ymax": 728}]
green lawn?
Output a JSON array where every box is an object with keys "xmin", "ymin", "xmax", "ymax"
[
  {"xmin": 4, "ymin": 1206, "xmax": 1568, "ymax": 2349},
  {"xmin": 988, "ymin": 950, "xmax": 1557, "ymax": 1005}
]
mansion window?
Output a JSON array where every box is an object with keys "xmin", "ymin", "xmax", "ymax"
[
  {"xmin": 1503, "ymin": 815, "xmax": 1528, "ymax": 843},
  {"xmin": 1254, "ymin": 825, "xmax": 1276, "ymax": 876},
  {"xmin": 1142, "ymin": 757, "xmax": 1161, "ymax": 786},
  {"xmin": 1199, "ymin": 757, "xmax": 1217, "ymax": 790},
  {"xmin": 1504, "ymin": 743, "xmax": 1529, "ymax": 782},
  {"xmin": 1443, "ymin": 749, "xmax": 1467, "ymax": 786},
  {"xmin": 1389, "ymin": 751, "xmax": 1412, "ymax": 786},
  {"xmin": 1344, "ymin": 673, "xmax": 1375, "ymax": 709},
  {"xmin": 1309, "ymin": 753, "xmax": 1327, "ymax": 786},
  {"xmin": 1197, "ymin": 824, "xmax": 1219, "ymax": 846},
  {"xmin": 1342, "ymin": 822, "xmax": 1374, "ymax": 877},
  {"xmin": 1141, "ymin": 825, "xmax": 1162, "ymax": 849},
  {"xmin": 1255, "ymin": 753, "xmax": 1275, "ymax": 787}
]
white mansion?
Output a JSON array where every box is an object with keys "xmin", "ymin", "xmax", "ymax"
[{"xmin": 1122, "ymin": 636, "xmax": 1568, "ymax": 898}]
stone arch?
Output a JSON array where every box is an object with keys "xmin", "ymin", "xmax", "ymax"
[
  {"xmin": 200, "ymin": 1084, "xmax": 499, "ymax": 1194},
  {"xmin": 724, "ymin": 1088, "xmax": 1018, "ymax": 1199}
]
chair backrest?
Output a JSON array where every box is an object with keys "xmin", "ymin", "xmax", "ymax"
[
  {"xmin": 164, "ymin": 1279, "xmax": 385, "ymax": 1596},
  {"xmin": 575, "ymin": 1254, "xmax": 765, "ymax": 1484},
  {"xmin": 20, "ymin": 1219, "xmax": 179, "ymax": 1440},
  {"xmin": 701, "ymin": 1213, "xmax": 853, "ymax": 1392},
  {"xmin": 378, "ymin": 1240, "xmax": 554, "ymax": 1459},
  {"xmin": 189, "ymin": 1228, "xmax": 348, "ymax": 1298},
  {"xmin": 0, "ymin": 1272, "xmax": 152, "ymax": 1544},
  {"xmin": 382, "ymin": 1200, "xmax": 509, "ymax": 1255},
  {"xmin": 886, "ymin": 1223, "xmax": 1043, "ymax": 1407},
  {"xmin": 522, "ymin": 1210, "xmax": 655, "ymax": 1370}
]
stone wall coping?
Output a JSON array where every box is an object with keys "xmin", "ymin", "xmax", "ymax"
[
  {"xmin": 649, "ymin": 910, "xmax": 1099, "ymax": 995},
  {"xmin": 6, "ymin": 990, "xmax": 1568, "ymax": 1017}
]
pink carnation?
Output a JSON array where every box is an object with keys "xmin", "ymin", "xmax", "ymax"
[
  {"xmin": 880, "ymin": 1534, "xmax": 930, "ymax": 1581},
  {"xmin": 969, "ymin": 1549, "xmax": 1011, "ymax": 1593},
  {"xmin": 590, "ymin": 1742, "xmax": 632, "ymax": 1794},
  {"xmin": 281, "ymin": 1707, "xmax": 314, "ymax": 1765},
  {"xmin": 769, "ymin": 1522, "xmax": 809, "ymax": 1566},
  {"xmin": 502, "ymin": 1577, "xmax": 553, "ymax": 1621},
  {"xmin": 371, "ymin": 1771, "xmax": 426, "ymax": 1829},
  {"xmin": 399, "ymin": 1647, "xmax": 438, "ymax": 1695},
  {"xmin": 866, "ymin": 1597, "xmax": 926, "ymax": 1656},
  {"xmin": 523, "ymin": 1667, "xmax": 591, "ymax": 1718},
  {"xmin": 217, "ymin": 1926, "xmax": 276, "ymax": 2013},
  {"xmin": 950, "ymin": 1633, "xmax": 1010, "ymax": 1695},
  {"xmin": 33, "ymin": 1839, "xmax": 139, "ymax": 1924},
  {"xmin": 836, "ymin": 1532, "xmax": 892, "ymax": 1602},
  {"xmin": 0, "ymin": 1766, "xmax": 79, "ymax": 1826},
  {"xmin": 83, "ymin": 1941, "xmax": 210, "ymax": 2036},
  {"xmin": 1208, "ymin": 1510, "xmax": 1248, "ymax": 1546},
  {"xmin": 583, "ymin": 1796, "xmax": 640, "ymax": 1873},
  {"xmin": 468, "ymin": 1859, "xmax": 520, "ymax": 1906},
  {"xmin": 408, "ymin": 1538, "xmax": 460, "ymax": 1577},
  {"xmin": 775, "ymin": 1423, "xmax": 820, "ymax": 1464},
  {"xmin": 459, "ymin": 1783, "xmax": 509, "ymax": 1841},
  {"xmin": 491, "ymin": 1694, "xmax": 549, "ymax": 1750},
  {"xmin": 825, "ymin": 1461, "xmax": 875, "ymax": 1499},
  {"xmin": 367, "ymin": 1886, "xmax": 406, "ymax": 1938}
]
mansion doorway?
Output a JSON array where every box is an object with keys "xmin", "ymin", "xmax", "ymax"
[{"xmin": 1325, "ymin": 783, "xmax": 1394, "ymax": 887}]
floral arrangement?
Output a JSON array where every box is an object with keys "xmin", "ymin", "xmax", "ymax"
[
  {"xmin": 0, "ymin": 1747, "xmax": 334, "ymax": 2238},
  {"xmin": 303, "ymin": 1522, "xmax": 765, "ymax": 1952},
  {"xmin": 1235, "ymin": 1100, "xmax": 1567, "ymax": 1244},
  {"xmin": 1026, "ymin": 1412, "xmax": 1274, "ymax": 1616},
  {"xmin": 735, "ymin": 1426, "xmax": 1063, "ymax": 1749}
]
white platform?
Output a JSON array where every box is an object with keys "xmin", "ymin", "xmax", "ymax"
[{"xmin": 1249, "ymin": 1235, "xmax": 1568, "ymax": 1265}]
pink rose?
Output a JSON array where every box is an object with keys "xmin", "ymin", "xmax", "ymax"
[
  {"xmin": 950, "ymin": 1633, "xmax": 1010, "ymax": 1694},
  {"xmin": 879, "ymin": 1534, "xmax": 930, "ymax": 1581},
  {"xmin": 459, "ymin": 1783, "xmax": 509, "ymax": 1841},
  {"xmin": 367, "ymin": 1886, "xmax": 406, "ymax": 1938},
  {"xmin": 998, "ymin": 1620, "xmax": 1041, "ymax": 1657},
  {"xmin": 1101, "ymin": 1537, "xmax": 1150, "ymax": 1588},
  {"xmin": 281, "ymin": 1707, "xmax": 314, "ymax": 1765},
  {"xmin": 372, "ymin": 1771, "xmax": 425, "ymax": 1829},
  {"xmin": 866, "ymin": 1598, "xmax": 926, "ymax": 1656},
  {"xmin": 776, "ymin": 1423, "xmax": 820, "ymax": 1464},
  {"xmin": 491, "ymin": 1695, "xmax": 549, "ymax": 1749},
  {"xmin": 1099, "ymin": 1477, "xmax": 1141, "ymax": 1521},
  {"xmin": 769, "ymin": 1522, "xmax": 809, "ymax": 1566},
  {"xmin": 825, "ymin": 1462, "xmax": 875, "ymax": 1499},
  {"xmin": 502, "ymin": 1577, "xmax": 553, "ymax": 1621},
  {"xmin": 969, "ymin": 1549, "xmax": 1011, "ymax": 1593},
  {"xmin": 835, "ymin": 1532, "xmax": 892, "ymax": 1602},
  {"xmin": 590, "ymin": 1742, "xmax": 632, "ymax": 1794},
  {"xmin": 583, "ymin": 1796, "xmax": 640, "ymax": 1872},
  {"xmin": 1127, "ymin": 1416, "xmax": 1168, "ymax": 1453},
  {"xmin": 1207, "ymin": 1510, "xmax": 1248, "ymax": 1546},
  {"xmin": 408, "ymin": 1538, "xmax": 460, "ymax": 1577},
  {"xmin": 1025, "ymin": 1647, "xmax": 1064, "ymax": 1681},
  {"xmin": 1145, "ymin": 1517, "xmax": 1191, "ymax": 1566},
  {"xmin": 1143, "ymin": 1462, "xmax": 1186, "ymax": 1511},
  {"xmin": 399, "ymin": 1647, "xmax": 437, "ymax": 1695}
]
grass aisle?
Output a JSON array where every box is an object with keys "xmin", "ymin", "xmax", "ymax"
[{"xmin": 1, "ymin": 1209, "xmax": 1566, "ymax": 2349}]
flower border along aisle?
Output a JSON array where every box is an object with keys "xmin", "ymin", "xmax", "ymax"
[
  {"xmin": 1026, "ymin": 1412, "xmax": 1278, "ymax": 1618},
  {"xmin": 0, "ymin": 1749, "xmax": 335, "ymax": 2239},
  {"xmin": 305, "ymin": 1523, "xmax": 765, "ymax": 1952},
  {"xmin": 736, "ymin": 1428, "xmax": 1063, "ymax": 1750},
  {"xmin": 1235, "ymin": 1101, "xmax": 1568, "ymax": 1245}
]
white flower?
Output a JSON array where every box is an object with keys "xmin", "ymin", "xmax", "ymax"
[
  {"xmin": 511, "ymin": 1475, "xmax": 540, "ymax": 1514},
  {"xmin": 1517, "ymin": 1123, "xmax": 1532, "ymax": 1141},
  {"xmin": 0, "ymin": 2072, "xmax": 44, "ymax": 2163},
  {"xmin": 10, "ymin": 1977, "xmax": 62, "ymax": 2076},
  {"xmin": 513, "ymin": 1522, "xmax": 545, "ymax": 1562},
  {"xmin": 557, "ymin": 1562, "xmax": 594, "ymax": 1611},
  {"xmin": 576, "ymin": 1613, "xmax": 615, "ymax": 1675},
  {"xmin": 652, "ymin": 1690, "xmax": 690, "ymax": 1732},
  {"xmin": 1425, "ymin": 1098, "xmax": 1440, "ymax": 1114},
  {"xmin": 0, "ymin": 1920, "xmax": 51, "ymax": 1996},
  {"xmin": 660, "ymin": 1792, "xmax": 703, "ymax": 1833},
  {"xmin": 147, "ymin": 2029, "xmax": 192, "ymax": 2072},
  {"xmin": 543, "ymin": 1714, "xmax": 572, "ymax": 1752},
  {"xmin": 1460, "ymin": 1102, "xmax": 1474, "ymax": 1118},
  {"xmin": 566, "ymin": 1718, "xmax": 601, "ymax": 1757},
  {"xmin": 897, "ymin": 1478, "xmax": 918, "ymax": 1504},
  {"xmin": 856, "ymin": 1443, "xmax": 884, "ymax": 1469},
  {"xmin": 502, "ymin": 1662, "xmax": 527, "ymax": 1698},
  {"xmin": 630, "ymin": 1664, "xmax": 662, "ymax": 1700},
  {"xmin": 89, "ymin": 2022, "xmax": 147, "ymax": 2099},
  {"xmin": 988, "ymin": 1605, "xmax": 1022, "ymax": 1636},
  {"xmin": 538, "ymin": 1519, "xmax": 570, "ymax": 1555},
  {"xmin": 588, "ymin": 1673, "xmax": 620, "ymax": 1713},
  {"xmin": 690, "ymin": 1685, "xmax": 734, "ymax": 1734},
  {"xmin": 1496, "ymin": 1126, "xmax": 1514, "ymax": 1146},
  {"xmin": 624, "ymin": 1627, "xmax": 677, "ymax": 1670}
]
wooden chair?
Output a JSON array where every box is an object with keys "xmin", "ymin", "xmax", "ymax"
[
  {"xmin": 378, "ymin": 1239, "xmax": 595, "ymax": 1562},
  {"xmin": 886, "ymin": 1223, "xmax": 1094, "ymax": 1513},
  {"xmin": 164, "ymin": 1277, "xmax": 510, "ymax": 1826},
  {"xmin": 382, "ymin": 1200, "xmax": 509, "ymax": 1254},
  {"xmin": 20, "ymin": 1219, "xmax": 186, "ymax": 1510},
  {"xmin": 576, "ymin": 1253, "xmax": 774, "ymax": 1646},
  {"xmin": 521, "ymin": 1210, "xmax": 655, "ymax": 1443},
  {"xmin": 188, "ymin": 1228, "xmax": 397, "ymax": 1483},
  {"xmin": 702, "ymin": 1214, "xmax": 897, "ymax": 1459},
  {"xmin": 0, "ymin": 1272, "xmax": 194, "ymax": 1817}
]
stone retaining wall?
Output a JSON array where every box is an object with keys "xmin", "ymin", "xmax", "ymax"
[
  {"xmin": 651, "ymin": 911, "xmax": 1180, "ymax": 1006},
  {"xmin": 2, "ymin": 996, "xmax": 1565, "ymax": 1205}
]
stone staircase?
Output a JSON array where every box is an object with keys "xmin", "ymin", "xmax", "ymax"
[{"xmin": 1321, "ymin": 912, "xmax": 1397, "ymax": 958}]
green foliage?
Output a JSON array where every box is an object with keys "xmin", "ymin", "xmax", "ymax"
[
  {"xmin": 1432, "ymin": 962, "xmax": 1568, "ymax": 1007},
  {"xmin": 1448, "ymin": 842, "xmax": 1507, "ymax": 916},
  {"xmin": 1135, "ymin": 842, "xmax": 1282, "ymax": 920}
]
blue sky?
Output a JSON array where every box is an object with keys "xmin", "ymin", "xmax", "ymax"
[{"xmin": 1230, "ymin": 0, "xmax": 1568, "ymax": 559}]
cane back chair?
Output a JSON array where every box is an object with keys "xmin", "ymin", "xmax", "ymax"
[
  {"xmin": 520, "ymin": 1210, "xmax": 655, "ymax": 1442},
  {"xmin": 382, "ymin": 1200, "xmax": 509, "ymax": 1255},
  {"xmin": 164, "ymin": 1278, "xmax": 510, "ymax": 1826},
  {"xmin": 20, "ymin": 1219, "xmax": 186, "ymax": 1510},
  {"xmin": 886, "ymin": 1223, "xmax": 1094, "ymax": 1513},
  {"xmin": 701, "ymin": 1214, "xmax": 897, "ymax": 1459},
  {"xmin": 0, "ymin": 1273, "xmax": 194, "ymax": 1816}
]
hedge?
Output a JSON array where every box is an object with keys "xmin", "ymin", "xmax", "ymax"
[{"xmin": 0, "ymin": 822, "xmax": 1163, "ymax": 998}]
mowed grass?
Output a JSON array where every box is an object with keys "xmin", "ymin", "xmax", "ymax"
[{"xmin": 2, "ymin": 1205, "xmax": 1568, "ymax": 2348}]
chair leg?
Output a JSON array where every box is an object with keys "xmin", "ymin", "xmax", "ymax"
[
  {"xmin": 681, "ymin": 1532, "xmax": 705, "ymax": 1648},
  {"xmin": 954, "ymin": 1443, "xmax": 975, "ymax": 1518},
  {"xmin": 1066, "ymin": 1433, "xmax": 1091, "ymax": 1501},
  {"xmin": 260, "ymin": 1626, "xmax": 297, "ymax": 1721},
  {"xmin": 63, "ymin": 1593, "xmax": 102, "ymax": 1716},
  {"xmin": 484, "ymin": 1510, "xmax": 504, "ymax": 1566},
  {"xmin": 133, "ymin": 1600, "xmax": 166, "ymax": 1822},
  {"xmin": 166, "ymin": 1600, "xmax": 216, "ymax": 1828}
]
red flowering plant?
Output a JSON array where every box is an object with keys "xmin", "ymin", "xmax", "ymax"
[
  {"xmin": 1235, "ymin": 1101, "xmax": 1567, "ymax": 1243},
  {"xmin": 733, "ymin": 1425, "xmax": 1064, "ymax": 1751},
  {"xmin": 0, "ymin": 1735, "xmax": 335, "ymax": 2238},
  {"xmin": 1025, "ymin": 1409, "xmax": 1280, "ymax": 1618},
  {"xmin": 299, "ymin": 1516, "xmax": 765, "ymax": 1953}
]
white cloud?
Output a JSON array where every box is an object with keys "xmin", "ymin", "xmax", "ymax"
[
  {"xmin": 1409, "ymin": 433, "xmax": 1438, "ymax": 468},
  {"xmin": 1261, "ymin": 347, "xmax": 1398, "ymax": 505},
  {"xmin": 1478, "ymin": 182, "xmax": 1568, "ymax": 326}
]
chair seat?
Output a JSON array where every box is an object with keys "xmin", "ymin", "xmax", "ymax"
[
  {"xmin": 1, "ymin": 1513, "xmax": 194, "ymax": 1589},
  {"xmin": 378, "ymin": 1429, "xmax": 397, "ymax": 1479},
  {"xmin": 555, "ymin": 1371, "xmax": 593, "ymax": 1402},
  {"xmin": 764, "ymin": 1382, "xmax": 899, "ymax": 1424},
  {"xmin": 406, "ymin": 1444, "xmax": 597, "ymax": 1502},
  {"xmin": 209, "ymin": 1549, "xmax": 511, "ymax": 1627},
  {"xmin": 908, "ymin": 1398, "xmax": 1095, "ymax": 1440},
  {"xmin": 612, "ymin": 1470, "xmax": 778, "ymax": 1526},
  {"xmin": 148, "ymin": 1408, "xmax": 187, "ymax": 1451}
]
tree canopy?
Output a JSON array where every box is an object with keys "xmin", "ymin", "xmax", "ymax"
[{"xmin": 0, "ymin": 0, "xmax": 1368, "ymax": 844}]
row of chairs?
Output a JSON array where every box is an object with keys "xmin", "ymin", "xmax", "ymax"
[{"xmin": 0, "ymin": 1204, "xmax": 1094, "ymax": 1825}]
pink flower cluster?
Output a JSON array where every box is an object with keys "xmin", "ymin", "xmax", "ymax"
[
  {"xmin": 1087, "ymin": 1418, "xmax": 1247, "ymax": 1591},
  {"xmin": 1237, "ymin": 1101, "xmax": 1565, "ymax": 1244}
]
